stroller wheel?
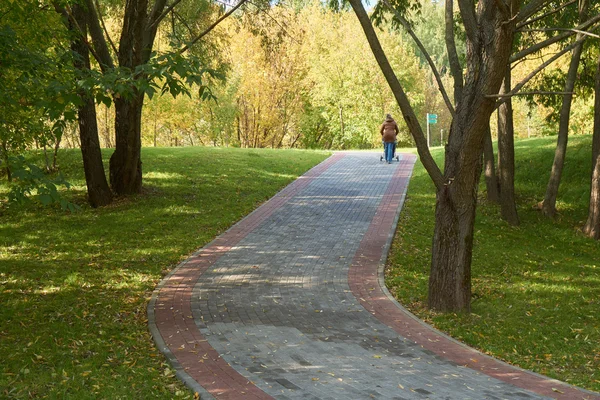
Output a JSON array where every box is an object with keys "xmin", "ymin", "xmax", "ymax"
[
  {"xmin": 396, "ymin": 155, "xmax": 399, "ymax": 161},
  {"xmin": 380, "ymin": 156, "xmax": 383, "ymax": 161}
]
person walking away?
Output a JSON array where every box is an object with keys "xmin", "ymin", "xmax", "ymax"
[{"xmin": 380, "ymin": 114, "xmax": 399, "ymax": 164}]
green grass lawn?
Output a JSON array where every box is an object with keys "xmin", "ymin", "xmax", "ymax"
[
  {"xmin": 3, "ymin": 138, "xmax": 599, "ymax": 397},
  {"xmin": 386, "ymin": 135, "xmax": 600, "ymax": 392},
  {"xmin": 0, "ymin": 146, "xmax": 329, "ymax": 399}
]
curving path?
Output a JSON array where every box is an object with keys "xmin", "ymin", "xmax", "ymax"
[{"xmin": 148, "ymin": 152, "xmax": 599, "ymax": 400}]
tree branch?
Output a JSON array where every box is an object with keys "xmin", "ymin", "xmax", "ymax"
[
  {"xmin": 381, "ymin": 0, "xmax": 455, "ymax": 117},
  {"xmin": 445, "ymin": 0, "xmax": 463, "ymax": 103},
  {"xmin": 488, "ymin": 91, "xmax": 574, "ymax": 98},
  {"xmin": 510, "ymin": 13, "xmax": 600, "ymax": 63},
  {"xmin": 457, "ymin": 0, "xmax": 478, "ymax": 44},
  {"xmin": 257, "ymin": 3, "xmax": 302, "ymax": 45},
  {"xmin": 147, "ymin": 0, "xmax": 183, "ymax": 33},
  {"xmin": 518, "ymin": 27, "xmax": 600, "ymax": 39},
  {"xmin": 496, "ymin": 36, "xmax": 585, "ymax": 107},
  {"xmin": 173, "ymin": 10, "xmax": 196, "ymax": 38},
  {"xmin": 347, "ymin": 0, "xmax": 444, "ymax": 190},
  {"xmin": 516, "ymin": 0, "xmax": 576, "ymax": 29},
  {"xmin": 54, "ymin": 3, "xmax": 104, "ymax": 69},
  {"xmin": 93, "ymin": 0, "xmax": 118, "ymax": 56},
  {"xmin": 84, "ymin": 0, "xmax": 115, "ymax": 71},
  {"xmin": 141, "ymin": 0, "xmax": 169, "ymax": 62},
  {"xmin": 516, "ymin": 0, "xmax": 552, "ymax": 24},
  {"xmin": 178, "ymin": 0, "xmax": 248, "ymax": 54}
]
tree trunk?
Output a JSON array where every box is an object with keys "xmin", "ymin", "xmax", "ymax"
[
  {"xmin": 542, "ymin": 4, "xmax": 588, "ymax": 217},
  {"xmin": 52, "ymin": 137, "xmax": 61, "ymax": 171},
  {"xmin": 107, "ymin": 0, "xmax": 160, "ymax": 195},
  {"xmin": 339, "ymin": 104, "xmax": 345, "ymax": 141},
  {"xmin": 497, "ymin": 66, "xmax": 519, "ymax": 225},
  {"xmin": 429, "ymin": 159, "xmax": 481, "ymax": 312},
  {"xmin": 68, "ymin": 4, "xmax": 113, "ymax": 207},
  {"xmin": 43, "ymin": 144, "xmax": 51, "ymax": 173},
  {"xmin": 583, "ymin": 50, "xmax": 600, "ymax": 239},
  {"xmin": 483, "ymin": 124, "xmax": 499, "ymax": 202},
  {"xmin": 1, "ymin": 140, "xmax": 11, "ymax": 181},
  {"xmin": 109, "ymin": 95, "xmax": 143, "ymax": 195}
]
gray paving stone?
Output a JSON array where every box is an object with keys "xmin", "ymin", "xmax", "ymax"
[{"xmin": 186, "ymin": 153, "xmax": 551, "ymax": 399}]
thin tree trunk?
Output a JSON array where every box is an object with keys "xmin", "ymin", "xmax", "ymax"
[
  {"xmin": 497, "ymin": 66, "xmax": 519, "ymax": 225},
  {"xmin": 483, "ymin": 124, "xmax": 499, "ymax": 202},
  {"xmin": 43, "ymin": 144, "xmax": 51, "ymax": 173},
  {"xmin": 52, "ymin": 136, "xmax": 61, "ymax": 171},
  {"xmin": 583, "ymin": 50, "xmax": 600, "ymax": 239},
  {"xmin": 1, "ymin": 140, "xmax": 11, "ymax": 181},
  {"xmin": 60, "ymin": 3, "xmax": 112, "ymax": 207},
  {"xmin": 153, "ymin": 115, "xmax": 157, "ymax": 147},
  {"xmin": 339, "ymin": 105, "xmax": 345, "ymax": 144},
  {"xmin": 542, "ymin": 2, "xmax": 588, "ymax": 217},
  {"xmin": 104, "ymin": 106, "xmax": 112, "ymax": 148}
]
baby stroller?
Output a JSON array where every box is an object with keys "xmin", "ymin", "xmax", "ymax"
[{"xmin": 380, "ymin": 141, "xmax": 400, "ymax": 162}]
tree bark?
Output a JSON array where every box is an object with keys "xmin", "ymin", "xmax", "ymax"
[
  {"xmin": 109, "ymin": 95, "xmax": 144, "ymax": 195},
  {"xmin": 350, "ymin": 0, "xmax": 516, "ymax": 312},
  {"xmin": 583, "ymin": 50, "xmax": 600, "ymax": 239},
  {"xmin": 65, "ymin": 4, "xmax": 113, "ymax": 207},
  {"xmin": 107, "ymin": 0, "xmax": 147, "ymax": 194},
  {"xmin": 542, "ymin": 1, "xmax": 588, "ymax": 217},
  {"xmin": 497, "ymin": 66, "xmax": 519, "ymax": 225},
  {"xmin": 483, "ymin": 124, "xmax": 499, "ymax": 202}
]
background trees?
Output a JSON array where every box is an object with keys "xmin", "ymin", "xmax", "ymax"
[{"xmin": 0, "ymin": 2, "xmax": 75, "ymax": 179}]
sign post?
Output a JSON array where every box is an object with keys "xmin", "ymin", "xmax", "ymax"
[{"xmin": 426, "ymin": 113, "xmax": 437, "ymax": 147}]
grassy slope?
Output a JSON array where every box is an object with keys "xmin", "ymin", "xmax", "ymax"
[
  {"xmin": 0, "ymin": 147, "xmax": 329, "ymax": 399},
  {"xmin": 386, "ymin": 135, "xmax": 600, "ymax": 392}
]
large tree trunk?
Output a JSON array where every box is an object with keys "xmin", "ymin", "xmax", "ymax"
[
  {"xmin": 429, "ymin": 130, "xmax": 484, "ymax": 312},
  {"xmin": 427, "ymin": 0, "xmax": 517, "ymax": 312},
  {"xmin": 110, "ymin": 95, "xmax": 144, "ymax": 195},
  {"xmin": 483, "ymin": 124, "xmax": 499, "ymax": 202},
  {"xmin": 107, "ymin": 0, "xmax": 163, "ymax": 194},
  {"xmin": 69, "ymin": 5, "xmax": 113, "ymax": 207},
  {"xmin": 497, "ymin": 66, "xmax": 519, "ymax": 225},
  {"xmin": 349, "ymin": 0, "xmax": 516, "ymax": 312},
  {"xmin": 542, "ymin": 2, "xmax": 588, "ymax": 217},
  {"xmin": 583, "ymin": 51, "xmax": 600, "ymax": 239}
]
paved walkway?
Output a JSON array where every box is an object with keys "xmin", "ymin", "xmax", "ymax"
[{"xmin": 148, "ymin": 152, "xmax": 599, "ymax": 400}]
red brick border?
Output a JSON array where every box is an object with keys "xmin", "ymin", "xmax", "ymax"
[
  {"xmin": 150, "ymin": 154, "xmax": 346, "ymax": 399},
  {"xmin": 348, "ymin": 154, "xmax": 600, "ymax": 400}
]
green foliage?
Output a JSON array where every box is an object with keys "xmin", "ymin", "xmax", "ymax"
[
  {"xmin": 527, "ymin": 69, "xmax": 567, "ymax": 124},
  {"xmin": 386, "ymin": 136, "xmax": 600, "ymax": 392},
  {"xmin": 0, "ymin": 1, "xmax": 76, "ymax": 162},
  {"xmin": 520, "ymin": 2, "xmax": 600, "ymax": 132},
  {"xmin": 78, "ymin": 52, "xmax": 222, "ymax": 108},
  {"xmin": 0, "ymin": 146, "xmax": 329, "ymax": 399},
  {"xmin": 370, "ymin": 0, "xmax": 418, "ymax": 27},
  {"xmin": 5, "ymin": 155, "xmax": 78, "ymax": 212}
]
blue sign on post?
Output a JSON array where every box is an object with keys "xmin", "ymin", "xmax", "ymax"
[{"xmin": 427, "ymin": 113, "xmax": 438, "ymax": 124}]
